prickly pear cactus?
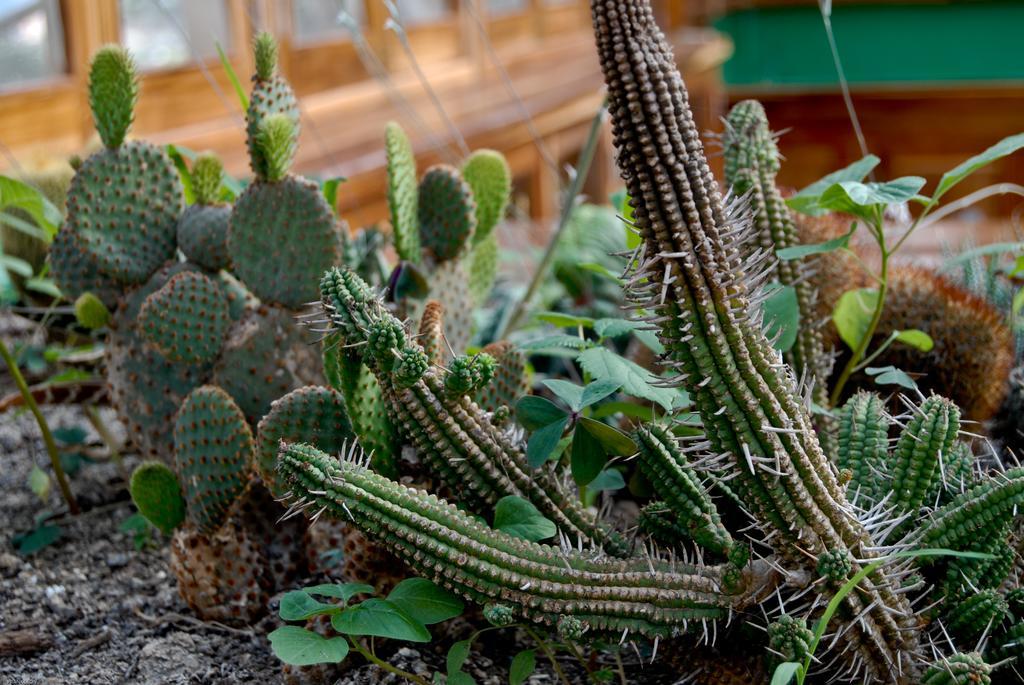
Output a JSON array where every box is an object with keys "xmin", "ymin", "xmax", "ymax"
[
  {"xmin": 245, "ymin": 32, "xmax": 300, "ymax": 180},
  {"xmin": 177, "ymin": 153, "xmax": 231, "ymax": 271},
  {"xmin": 137, "ymin": 271, "xmax": 230, "ymax": 364},
  {"xmin": 385, "ymin": 121, "xmax": 419, "ymax": 263},
  {"xmin": 473, "ymin": 341, "xmax": 529, "ymax": 413}
]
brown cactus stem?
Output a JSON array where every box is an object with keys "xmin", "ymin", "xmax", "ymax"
[{"xmin": 590, "ymin": 1, "xmax": 916, "ymax": 680}]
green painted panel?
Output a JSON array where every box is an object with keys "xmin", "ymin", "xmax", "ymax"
[{"xmin": 715, "ymin": 1, "xmax": 1024, "ymax": 87}]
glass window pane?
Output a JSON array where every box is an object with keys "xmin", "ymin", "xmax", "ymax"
[
  {"xmin": 293, "ymin": 0, "xmax": 364, "ymax": 45},
  {"xmin": 0, "ymin": 0, "xmax": 66, "ymax": 90},
  {"xmin": 120, "ymin": 0, "xmax": 231, "ymax": 71},
  {"xmin": 393, "ymin": 0, "xmax": 450, "ymax": 26},
  {"xmin": 489, "ymin": 0, "xmax": 528, "ymax": 16}
]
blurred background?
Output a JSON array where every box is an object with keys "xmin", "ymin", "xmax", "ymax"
[{"xmin": 1, "ymin": 0, "xmax": 1022, "ymax": 245}]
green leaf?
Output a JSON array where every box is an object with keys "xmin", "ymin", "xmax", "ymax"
[
  {"xmin": 304, "ymin": 583, "xmax": 374, "ymax": 603},
  {"xmin": 0, "ymin": 175, "xmax": 63, "ymax": 238},
  {"xmin": 570, "ymin": 422, "xmax": 606, "ymax": 487},
  {"xmin": 578, "ymin": 262, "xmax": 621, "ymax": 281},
  {"xmin": 776, "ymin": 223, "xmax": 855, "ymax": 261},
  {"xmin": 770, "ymin": 662, "xmax": 801, "ymax": 685},
  {"xmin": 832, "ymin": 288, "xmax": 879, "ymax": 351},
  {"xmin": 634, "ymin": 327, "xmax": 665, "ymax": 355},
  {"xmin": 447, "ymin": 640, "xmax": 472, "ymax": 675},
  {"xmin": 762, "ymin": 284, "xmax": 799, "ymax": 352},
  {"xmin": 387, "ymin": 578, "xmax": 464, "ymax": 625},
  {"xmin": 216, "ymin": 42, "xmax": 249, "ymax": 111},
  {"xmin": 25, "ymin": 277, "xmax": 61, "ymax": 298},
  {"xmin": 13, "ymin": 524, "xmax": 61, "ymax": 555},
  {"xmin": 449, "ymin": 673, "xmax": 476, "ymax": 685},
  {"xmin": 578, "ymin": 417, "xmax": 636, "ymax": 455},
  {"xmin": 541, "ymin": 379, "xmax": 584, "ymax": 411},
  {"xmin": 787, "ymin": 155, "xmax": 880, "ymax": 215},
  {"xmin": 577, "ymin": 347, "xmax": 675, "ymax": 410},
  {"xmin": 580, "ymin": 379, "xmax": 621, "ymax": 409},
  {"xmin": 588, "ymin": 468, "xmax": 625, "ymax": 492},
  {"xmin": 593, "ymin": 318, "xmax": 642, "ymax": 339},
  {"xmin": 268, "ymin": 626, "xmax": 349, "ymax": 666},
  {"xmin": 818, "ymin": 178, "xmax": 926, "ymax": 220},
  {"xmin": 493, "ymin": 495, "xmax": 557, "ymax": 542},
  {"xmin": 894, "ymin": 329, "xmax": 933, "ymax": 352},
  {"xmin": 934, "ymin": 133, "xmax": 1024, "ymax": 202},
  {"xmin": 865, "ymin": 366, "xmax": 917, "ymax": 390},
  {"xmin": 165, "ymin": 144, "xmax": 195, "ymax": 205},
  {"xmin": 611, "ymin": 188, "xmax": 639, "ymax": 249},
  {"xmin": 322, "ymin": 177, "xmax": 346, "ymax": 213},
  {"xmin": 519, "ymin": 335, "xmax": 594, "ymax": 353},
  {"xmin": 28, "ymin": 465, "xmax": 51, "ymax": 503},
  {"xmin": 516, "ymin": 396, "xmax": 567, "ymax": 430},
  {"xmin": 331, "ymin": 598, "xmax": 431, "ymax": 642},
  {"xmin": 509, "ymin": 649, "xmax": 537, "ymax": 685},
  {"xmin": 279, "ymin": 590, "xmax": 341, "ymax": 621},
  {"xmin": 589, "ymin": 400, "xmax": 654, "ymax": 422},
  {"xmin": 1014, "ymin": 285, "xmax": 1024, "ymax": 315},
  {"xmin": 1, "ymin": 254, "xmax": 33, "ymax": 278},
  {"xmin": 526, "ymin": 416, "xmax": 570, "ymax": 467},
  {"xmin": 536, "ymin": 311, "xmax": 594, "ymax": 329}
]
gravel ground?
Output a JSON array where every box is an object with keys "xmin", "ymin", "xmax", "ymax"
[{"xmin": 0, "ymin": 404, "xmax": 690, "ymax": 684}]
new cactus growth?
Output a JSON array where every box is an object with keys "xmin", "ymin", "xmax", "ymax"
[
  {"xmin": 385, "ymin": 121, "xmax": 420, "ymax": 263},
  {"xmin": 473, "ymin": 341, "xmax": 530, "ymax": 414},
  {"xmin": 246, "ymin": 32, "xmax": 299, "ymax": 180},
  {"xmin": 177, "ymin": 153, "xmax": 231, "ymax": 271},
  {"xmin": 129, "ymin": 461, "xmax": 186, "ymax": 535}
]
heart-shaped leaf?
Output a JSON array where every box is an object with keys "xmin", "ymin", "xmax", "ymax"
[
  {"xmin": 787, "ymin": 155, "xmax": 880, "ymax": 215},
  {"xmin": 541, "ymin": 379, "xmax": 584, "ymax": 411},
  {"xmin": 304, "ymin": 582, "xmax": 375, "ymax": 603},
  {"xmin": 832, "ymin": 288, "xmax": 879, "ymax": 351},
  {"xmin": 894, "ymin": 329, "xmax": 934, "ymax": 352},
  {"xmin": 516, "ymin": 396, "xmax": 567, "ymax": 430},
  {"xmin": 331, "ymin": 598, "xmax": 431, "ymax": 642},
  {"xmin": 762, "ymin": 284, "xmax": 799, "ymax": 352},
  {"xmin": 493, "ymin": 495, "xmax": 557, "ymax": 542},
  {"xmin": 269, "ymin": 626, "xmax": 349, "ymax": 666},
  {"xmin": 279, "ymin": 590, "xmax": 341, "ymax": 621},
  {"xmin": 387, "ymin": 578, "xmax": 463, "ymax": 625},
  {"xmin": 526, "ymin": 416, "xmax": 569, "ymax": 467}
]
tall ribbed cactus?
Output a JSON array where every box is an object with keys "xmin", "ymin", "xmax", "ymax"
[
  {"xmin": 590, "ymin": 1, "xmax": 914, "ymax": 679},
  {"xmin": 722, "ymin": 100, "xmax": 835, "ymax": 453},
  {"xmin": 317, "ymin": 267, "xmax": 629, "ymax": 557}
]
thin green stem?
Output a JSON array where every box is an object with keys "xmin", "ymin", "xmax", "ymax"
[
  {"xmin": 523, "ymin": 626, "xmax": 572, "ymax": 685},
  {"xmin": 498, "ymin": 100, "xmax": 607, "ymax": 338},
  {"xmin": 349, "ymin": 638, "xmax": 429, "ymax": 685},
  {"xmin": 1, "ymin": 338, "xmax": 79, "ymax": 514},
  {"xmin": 613, "ymin": 649, "xmax": 627, "ymax": 685},
  {"xmin": 852, "ymin": 331, "xmax": 899, "ymax": 373}
]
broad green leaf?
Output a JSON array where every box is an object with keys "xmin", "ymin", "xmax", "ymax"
[
  {"xmin": 770, "ymin": 662, "xmax": 801, "ymax": 685},
  {"xmin": 593, "ymin": 318, "xmax": 642, "ymax": 339},
  {"xmin": 387, "ymin": 578, "xmax": 463, "ymax": 625},
  {"xmin": 894, "ymin": 329, "xmax": 934, "ymax": 352},
  {"xmin": 762, "ymin": 284, "xmax": 799, "ymax": 352},
  {"xmin": 449, "ymin": 673, "xmax": 476, "ymax": 685},
  {"xmin": 934, "ymin": 133, "xmax": 1024, "ymax": 202},
  {"xmin": 331, "ymin": 598, "xmax": 431, "ymax": 642},
  {"xmin": 577, "ymin": 347, "xmax": 675, "ymax": 410},
  {"xmin": 776, "ymin": 223, "xmax": 855, "ymax": 261},
  {"xmin": 818, "ymin": 178, "xmax": 926, "ymax": 220},
  {"xmin": 516, "ymin": 396, "xmax": 567, "ymax": 430},
  {"xmin": 279, "ymin": 590, "xmax": 341, "ymax": 621},
  {"xmin": 493, "ymin": 495, "xmax": 557, "ymax": 542},
  {"xmin": 541, "ymin": 379, "xmax": 584, "ymax": 411},
  {"xmin": 519, "ymin": 335, "xmax": 594, "ymax": 357},
  {"xmin": 579, "ymin": 262, "xmax": 621, "ymax": 281},
  {"xmin": 526, "ymin": 416, "xmax": 569, "ymax": 467},
  {"xmin": 305, "ymin": 582, "xmax": 374, "ymax": 603},
  {"xmin": 580, "ymin": 379, "xmax": 621, "ymax": 409},
  {"xmin": 13, "ymin": 524, "xmax": 61, "ymax": 555},
  {"xmin": 588, "ymin": 468, "xmax": 625, "ymax": 492},
  {"xmin": 634, "ymin": 327, "xmax": 665, "ymax": 355},
  {"xmin": 865, "ymin": 366, "xmax": 917, "ymax": 390},
  {"xmin": 447, "ymin": 639, "xmax": 472, "ymax": 675},
  {"xmin": 832, "ymin": 288, "xmax": 879, "ymax": 351},
  {"xmin": 578, "ymin": 417, "xmax": 636, "ymax": 455},
  {"xmin": 268, "ymin": 626, "xmax": 349, "ymax": 666},
  {"xmin": 589, "ymin": 400, "xmax": 654, "ymax": 422},
  {"xmin": 28, "ymin": 465, "xmax": 50, "ymax": 503},
  {"xmin": 510, "ymin": 649, "xmax": 537, "ymax": 685},
  {"xmin": 787, "ymin": 155, "xmax": 880, "ymax": 215},
  {"xmin": 0, "ymin": 175, "xmax": 63, "ymax": 238},
  {"xmin": 570, "ymin": 421, "xmax": 607, "ymax": 487},
  {"xmin": 535, "ymin": 311, "xmax": 594, "ymax": 329}
]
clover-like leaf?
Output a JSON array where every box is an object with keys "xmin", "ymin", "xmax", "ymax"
[{"xmin": 493, "ymin": 495, "xmax": 557, "ymax": 542}]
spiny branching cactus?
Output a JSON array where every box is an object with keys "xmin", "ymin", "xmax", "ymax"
[
  {"xmin": 722, "ymin": 100, "xmax": 834, "ymax": 450},
  {"xmin": 316, "ymin": 267, "xmax": 629, "ymax": 556}
]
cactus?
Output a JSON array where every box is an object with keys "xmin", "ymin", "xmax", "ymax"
[
  {"xmin": 637, "ymin": 501, "xmax": 693, "ymax": 550},
  {"xmin": 722, "ymin": 100, "xmax": 833, "ymax": 441},
  {"xmin": 590, "ymin": 1, "xmax": 913, "ymax": 679},
  {"xmin": 417, "ymin": 300, "xmax": 447, "ymax": 366},
  {"xmin": 49, "ymin": 224, "xmax": 120, "ymax": 308},
  {"xmin": 256, "ymin": 385, "xmax": 354, "ymax": 496},
  {"xmin": 138, "ymin": 271, "xmax": 230, "ymax": 364},
  {"xmin": 177, "ymin": 153, "xmax": 231, "ymax": 272},
  {"xmin": 922, "ymin": 653, "xmax": 992, "ymax": 685},
  {"xmin": 987, "ymin": 622, "xmax": 1024, "ymax": 666},
  {"xmin": 385, "ymin": 121, "xmax": 420, "ymax": 263},
  {"xmin": 74, "ymin": 292, "xmax": 111, "ymax": 330},
  {"xmin": 417, "ymin": 165, "xmax": 477, "ymax": 262},
  {"xmin": 889, "ymin": 395, "xmax": 961, "ymax": 515},
  {"xmin": 473, "ymin": 341, "xmax": 530, "ymax": 413},
  {"xmin": 462, "ymin": 149, "xmax": 511, "ymax": 304},
  {"xmin": 128, "ymin": 461, "xmax": 186, "ymax": 535},
  {"xmin": 245, "ymin": 32, "xmax": 300, "ymax": 180},
  {"xmin": 835, "ymin": 391, "xmax": 890, "ymax": 506},
  {"xmin": 767, "ymin": 615, "xmax": 814, "ymax": 670},
  {"xmin": 278, "ymin": 442, "xmax": 777, "ymax": 637},
  {"xmin": 992, "ymin": 366, "xmax": 1024, "ymax": 463},
  {"xmin": 920, "ymin": 469, "xmax": 1024, "ymax": 550},
  {"xmin": 173, "ymin": 385, "xmax": 254, "ymax": 535},
  {"xmin": 319, "ymin": 267, "xmax": 629, "ymax": 556},
  {"xmin": 945, "ymin": 590, "xmax": 1008, "ymax": 643}
]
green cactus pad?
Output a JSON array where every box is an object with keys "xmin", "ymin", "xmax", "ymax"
[
  {"xmin": 212, "ymin": 305, "xmax": 323, "ymax": 423},
  {"xmin": 256, "ymin": 385, "xmax": 354, "ymax": 496},
  {"xmin": 177, "ymin": 204, "xmax": 231, "ymax": 272},
  {"xmin": 129, "ymin": 461, "xmax": 186, "ymax": 535},
  {"xmin": 473, "ymin": 341, "xmax": 529, "ymax": 413},
  {"xmin": 255, "ymin": 114, "xmax": 297, "ymax": 183},
  {"xmin": 427, "ymin": 258, "xmax": 473, "ymax": 354},
  {"xmin": 468, "ymin": 231, "xmax": 499, "ymax": 306},
  {"xmin": 385, "ymin": 122, "xmax": 419, "ymax": 263},
  {"xmin": 174, "ymin": 385, "xmax": 255, "ymax": 535},
  {"xmin": 228, "ymin": 175, "xmax": 342, "ymax": 309},
  {"xmin": 74, "ymin": 292, "xmax": 111, "ymax": 330},
  {"xmin": 64, "ymin": 142, "xmax": 183, "ymax": 284},
  {"xmin": 245, "ymin": 34, "xmax": 299, "ymax": 181},
  {"xmin": 107, "ymin": 263, "xmax": 212, "ymax": 460},
  {"xmin": 922, "ymin": 652, "xmax": 992, "ymax": 685},
  {"xmin": 138, "ymin": 271, "xmax": 230, "ymax": 364},
  {"xmin": 49, "ymin": 224, "xmax": 121, "ymax": 309},
  {"xmin": 88, "ymin": 45, "xmax": 138, "ymax": 150},
  {"xmin": 417, "ymin": 164, "xmax": 476, "ymax": 262},
  {"xmin": 461, "ymin": 149, "xmax": 510, "ymax": 245}
]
